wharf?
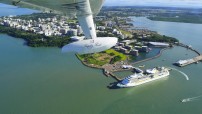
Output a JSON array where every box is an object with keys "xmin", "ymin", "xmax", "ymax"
[
  {"xmin": 175, "ymin": 43, "xmax": 201, "ymax": 67},
  {"xmin": 175, "ymin": 55, "xmax": 202, "ymax": 67},
  {"xmin": 102, "ymin": 61, "xmax": 133, "ymax": 81}
]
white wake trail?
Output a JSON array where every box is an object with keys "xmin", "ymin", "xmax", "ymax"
[
  {"xmin": 168, "ymin": 67, "xmax": 189, "ymax": 80},
  {"xmin": 181, "ymin": 95, "xmax": 202, "ymax": 103}
]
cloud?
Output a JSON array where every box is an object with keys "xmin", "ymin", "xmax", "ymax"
[{"xmin": 104, "ymin": 0, "xmax": 202, "ymax": 8}]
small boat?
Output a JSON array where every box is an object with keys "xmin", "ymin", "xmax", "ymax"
[
  {"xmin": 188, "ymin": 45, "xmax": 192, "ymax": 48},
  {"xmin": 149, "ymin": 48, "xmax": 152, "ymax": 51},
  {"xmin": 139, "ymin": 65, "xmax": 145, "ymax": 68},
  {"xmin": 181, "ymin": 96, "xmax": 202, "ymax": 103},
  {"xmin": 133, "ymin": 68, "xmax": 143, "ymax": 73},
  {"xmin": 181, "ymin": 98, "xmax": 191, "ymax": 103}
]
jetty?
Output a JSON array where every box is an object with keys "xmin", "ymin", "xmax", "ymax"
[
  {"xmin": 102, "ymin": 61, "xmax": 133, "ymax": 81},
  {"xmin": 177, "ymin": 43, "xmax": 201, "ymax": 55},
  {"xmin": 174, "ymin": 43, "xmax": 202, "ymax": 67},
  {"xmin": 174, "ymin": 55, "xmax": 202, "ymax": 67}
]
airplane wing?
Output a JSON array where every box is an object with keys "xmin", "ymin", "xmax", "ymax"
[
  {"xmin": 0, "ymin": 0, "xmax": 105, "ymax": 16},
  {"xmin": 0, "ymin": 0, "xmax": 118, "ymax": 54}
]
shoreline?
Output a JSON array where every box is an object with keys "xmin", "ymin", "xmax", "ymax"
[
  {"xmin": 131, "ymin": 47, "xmax": 171, "ymax": 65},
  {"xmin": 76, "ymin": 47, "xmax": 171, "ymax": 81},
  {"xmin": 76, "ymin": 43, "xmax": 201, "ymax": 81},
  {"xmin": 1, "ymin": 31, "xmax": 200, "ymax": 82},
  {"xmin": 147, "ymin": 17, "xmax": 202, "ymax": 24}
]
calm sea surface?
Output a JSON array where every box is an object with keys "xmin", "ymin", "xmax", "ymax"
[{"xmin": 0, "ymin": 4, "xmax": 202, "ymax": 114}]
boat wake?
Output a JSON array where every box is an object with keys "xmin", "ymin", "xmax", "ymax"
[
  {"xmin": 168, "ymin": 67, "xmax": 189, "ymax": 80},
  {"xmin": 181, "ymin": 95, "xmax": 202, "ymax": 103}
]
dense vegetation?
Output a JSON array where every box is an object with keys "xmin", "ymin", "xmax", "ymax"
[
  {"xmin": 148, "ymin": 13, "xmax": 202, "ymax": 24},
  {"xmin": 97, "ymin": 32, "xmax": 115, "ymax": 37},
  {"xmin": 0, "ymin": 25, "xmax": 70, "ymax": 47},
  {"xmin": 134, "ymin": 33, "xmax": 179, "ymax": 43},
  {"xmin": 13, "ymin": 13, "xmax": 58, "ymax": 20}
]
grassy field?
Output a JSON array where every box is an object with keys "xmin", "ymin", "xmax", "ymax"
[
  {"xmin": 77, "ymin": 49, "xmax": 127, "ymax": 66},
  {"xmin": 105, "ymin": 49, "xmax": 127, "ymax": 61}
]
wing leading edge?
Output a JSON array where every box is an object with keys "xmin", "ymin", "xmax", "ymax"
[{"xmin": 0, "ymin": 0, "xmax": 104, "ymax": 16}]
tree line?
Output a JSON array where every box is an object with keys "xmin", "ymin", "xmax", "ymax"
[{"xmin": 0, "ymin": 25, "xmax": 71, "ymax": 47}]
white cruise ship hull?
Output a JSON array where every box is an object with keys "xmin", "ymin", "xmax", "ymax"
[{"xmin": 117, "ymin": 68, "xmax": 169, "ymax": 88}]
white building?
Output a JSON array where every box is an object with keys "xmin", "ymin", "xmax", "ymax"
[
  {"xmin": 77, "ymin": 26, "xmax": 83, "ymax": 35},
  {"xmin": 149, "ymin": 42, "xmax": 169, "ymax": 47},
  {"xmin": 122, "ymin": 65, "xmax": 134, "ymax": 69},
  {"xmin": 44, "ymin": 30, "xmax": 53, "ymax": 36}
]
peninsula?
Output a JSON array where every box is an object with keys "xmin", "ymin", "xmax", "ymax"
[
  {"xmin": 100, "ymin": 6, "xmax": 202, "ymax": 24},
  {"xmin": 0, "ymin": 5, "xmax": 200, "ymax": 82},
  {"xmin": 0, "ymin": 12, "xmax": 178, "ymax": 72}
]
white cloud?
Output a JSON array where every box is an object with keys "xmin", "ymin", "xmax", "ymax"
[{"xmin": 104, "ymin": 0, "xmax": 202, "ymax": 8}]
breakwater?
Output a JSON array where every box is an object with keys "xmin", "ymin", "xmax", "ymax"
[
  {"xmin": 177, "ymin": 43, "xmax": 201, "ymax": 56},
  {"xmin": 174, "ymin": 43, "xmax": 202, "ymax": 67},
  {"xmin": 131, "ymin": 47, "xmax": 170, "ymax": 65}
]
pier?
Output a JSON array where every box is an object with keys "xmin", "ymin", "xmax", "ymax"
[
  {"xmin": 175, "ymin": 43, "xmax": 202, "ymax": 67},
  {"xmin": 102, "ymin": 61, "xmax": 132, "ymax": 81},
  {"xmin": 175, "ymin": 55, "xmax": 202, "ymax": 67}
]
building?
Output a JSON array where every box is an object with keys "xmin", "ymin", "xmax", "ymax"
[
  {"xmin": 142, "ymin": 46, "xmax": 149, "ymax": 52},
  {"xmin": 121, "ymin": 40, "xmax": 136, "ymax": 45},
  {"xmin": 122, "ymin": 65, "xmax": 134, "ymax": 69},
  {"xmin": 148, "ymin": 42, "xmax": 169, "ymax": 47},
  {"xmin": 130, "ymin": 49, "xmax": 139, "ymax": 56},
  {"xmin": 120, "ymin": 48, "xmax": 128, "ymax": 54},
  {"xmin": 118, "ymin": 43, "xmax": 125, "ymax": 47},
  {"xmin": 134, "ymin": 46, "xmax": 149, "ymax": 52},
  {"xmin": 77, "ymin": 26, "xmax": 83, "ymax": 35},
  {"xmin": 97, "ymin": 26, "xmax": 106, "ymax": 31},
  {"xmin": 125, "ymin": 45, "xmax": 133, "ymax": 51},
  {"xmin": 68, "ymin": 29, "xmax": 77, "ymax": 36},
  {"xmin": 60, "ymin": 28, "xmax": 68, "ymax": 35}
]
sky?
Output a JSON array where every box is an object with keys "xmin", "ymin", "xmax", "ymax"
[{"xmin": 104, "ymin": 0, "xmax": 202, "ymax": 8}]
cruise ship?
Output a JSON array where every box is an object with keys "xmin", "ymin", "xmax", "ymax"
[{"xmin": 117, "ymin": 67, "xmax": 170, "ymax": 88}]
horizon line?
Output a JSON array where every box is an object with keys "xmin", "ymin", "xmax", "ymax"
[{"xmin": 103, "ymin": 5, "xmax": 202, "ymax": 9}]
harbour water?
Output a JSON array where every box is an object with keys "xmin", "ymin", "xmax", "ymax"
[{"xmin": 1, "ymin": 4, "xmax": 202, "ymax": 114}]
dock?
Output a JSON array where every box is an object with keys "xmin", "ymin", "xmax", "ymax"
[
  {"xmin": 174, "ymin": 43, "xmax": 202, "ymax": 67},
  {"xmin": 175, "ymin": 55, "xmax": 202, "ymax": 67},
  {"xmin": 102, "ymin": 61, "xmax": 132, "ymax": 81}
]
